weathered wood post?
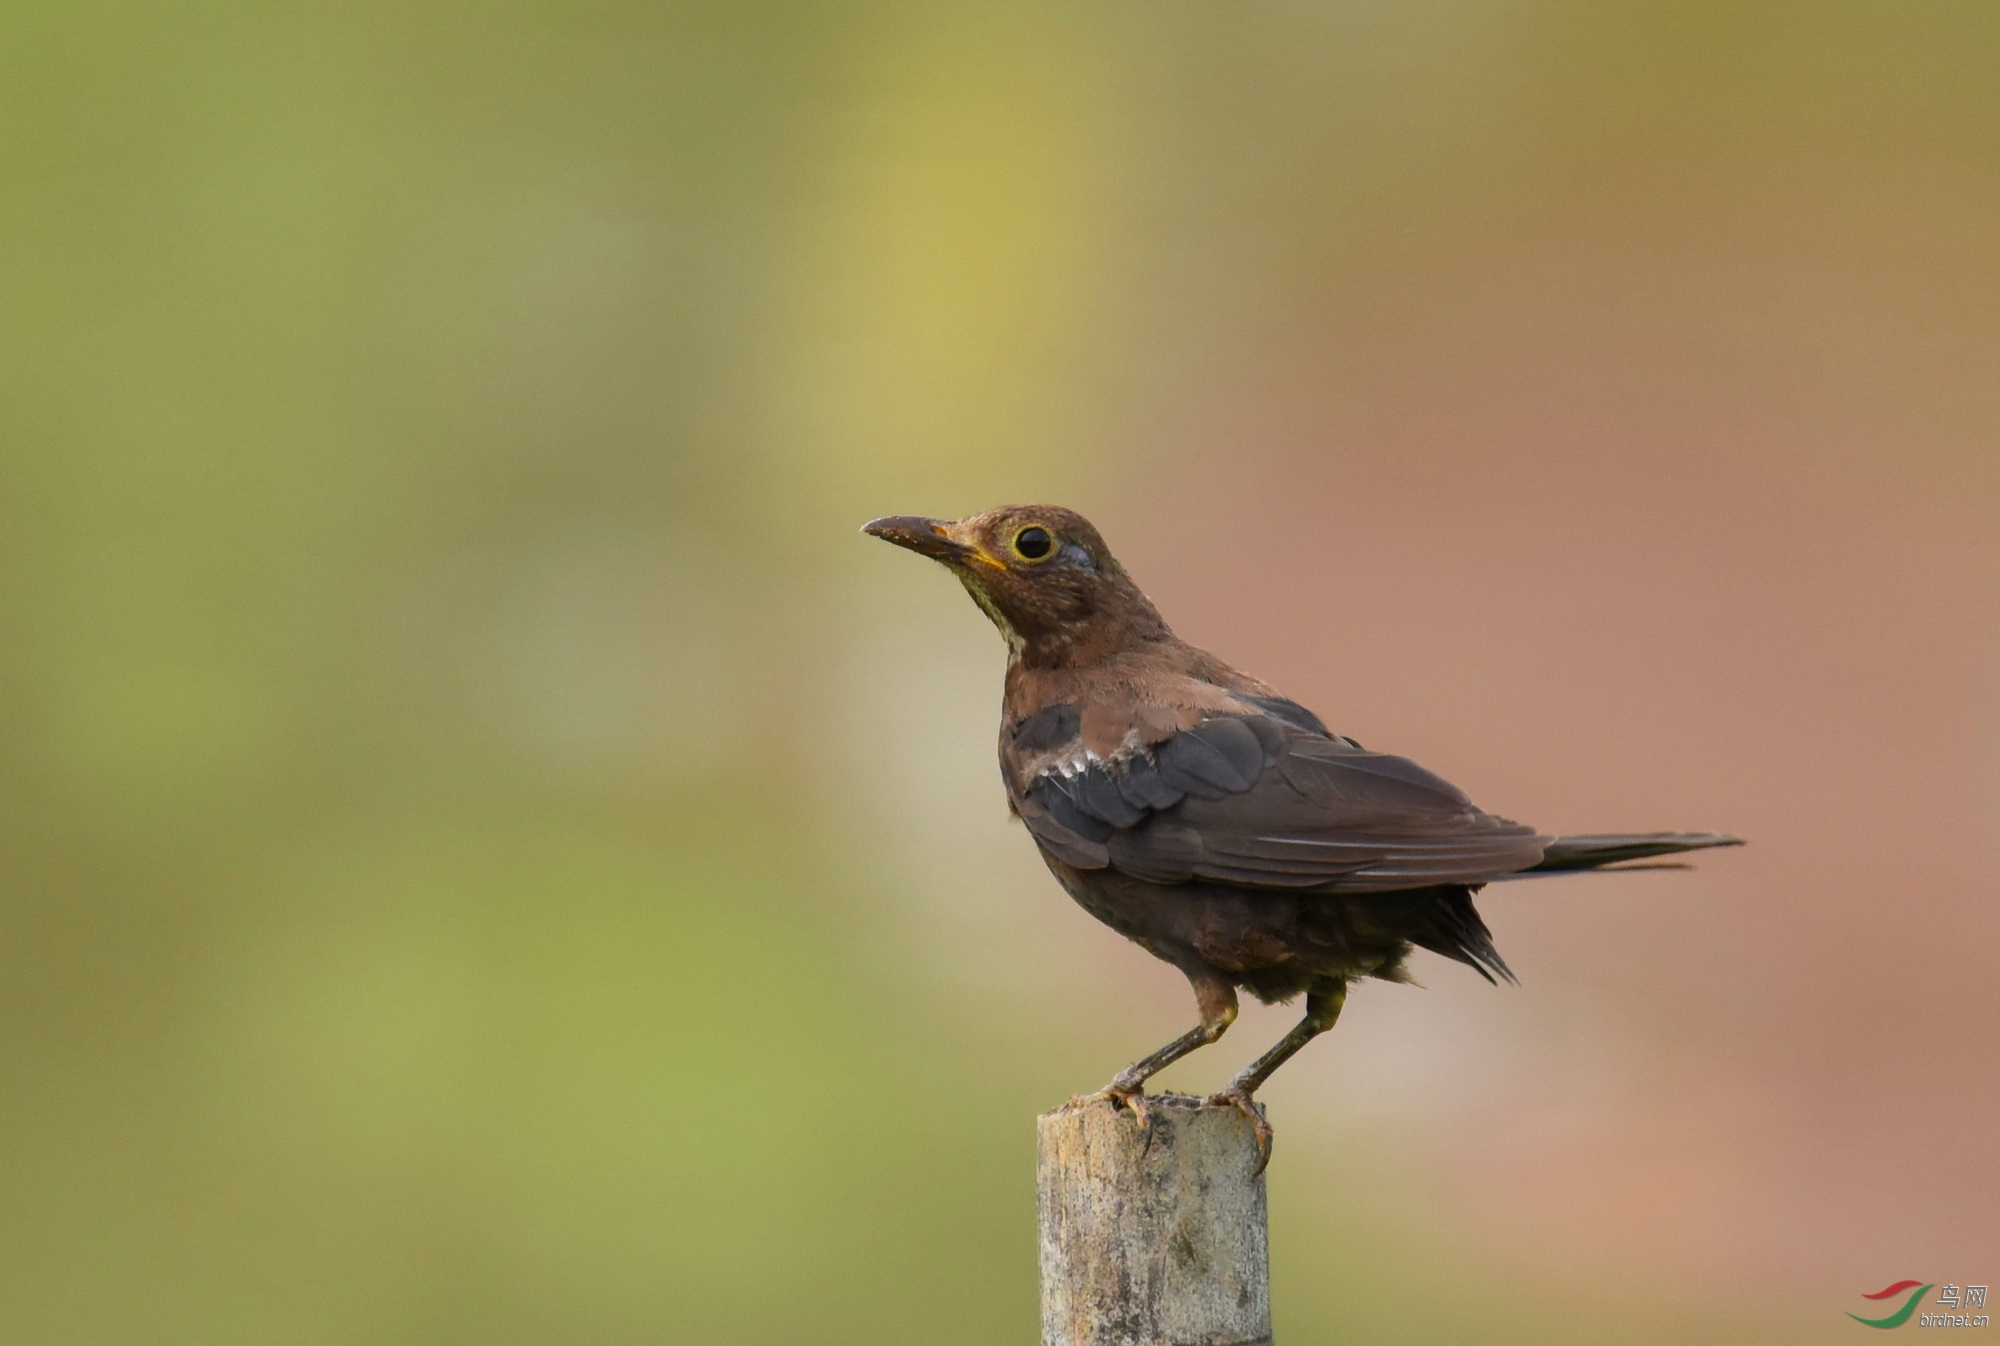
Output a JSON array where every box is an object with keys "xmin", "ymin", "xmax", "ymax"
[{"xmin": 1037, "ymin": 1093, "xmax": 1272, "ymax": 1346}]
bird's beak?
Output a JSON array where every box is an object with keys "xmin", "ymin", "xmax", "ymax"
[{"xmin": 862, "ymin": 515, "xmax": 975, "ymax": 564}]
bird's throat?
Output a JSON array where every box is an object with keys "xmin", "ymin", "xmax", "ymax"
[{"xmin": 958, "ymin": 572, "xmax": 1025, "ymax": 652}]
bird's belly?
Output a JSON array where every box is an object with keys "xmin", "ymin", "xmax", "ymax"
[{"xmin": 1039, "ymin": 852, "xmax": 1415, "ymax": 1002}]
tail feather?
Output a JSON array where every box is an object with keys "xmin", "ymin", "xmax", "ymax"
[
  {"xmin": 1409, "ymin": 888, "xmax": 1517, "ymax": 985},
  {"xmin": 1400, "ymin": 835, "xmax": 1739, "ymax": 985},
  {"xmin": 1504, "ymin": 831, "xmax": 1743, "ymax": 877}
]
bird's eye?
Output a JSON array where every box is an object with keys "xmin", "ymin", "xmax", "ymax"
[{"xmin": 1011, "ymin": 526, "xmax": 1055, "ymax": 562}]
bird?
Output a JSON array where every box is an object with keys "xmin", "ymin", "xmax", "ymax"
[{"xmin": 863, "ymin": 504, "xmax": 1739, "ymax": 1168}]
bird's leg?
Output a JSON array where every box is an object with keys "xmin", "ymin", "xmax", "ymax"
[
  {"xmin": 1073, "ymin": 971, "xmax": 1237, "ymax": 1133},
  {"xmin": 1209, "ymin": 980, "xmax": 1346, "ymax": 1175}
]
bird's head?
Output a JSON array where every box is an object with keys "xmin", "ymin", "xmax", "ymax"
[{"xmin": 863, "ymin": 505, "xmax": 1167, "ymax": 663}]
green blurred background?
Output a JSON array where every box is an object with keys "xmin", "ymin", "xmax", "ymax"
[{"xmin": 4, "ymin": 3, "xmax": 1997, "ymax": 1342}]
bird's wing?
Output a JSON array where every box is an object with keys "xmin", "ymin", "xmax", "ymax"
[{"xmin": 1015, "ymin": 702, "xmax": 1547, "ymax": 893}]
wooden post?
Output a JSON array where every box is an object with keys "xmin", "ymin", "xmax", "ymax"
[{"xmin": 1037, "ymin": 1093, "xmax": 1272, "ymax": 1346}]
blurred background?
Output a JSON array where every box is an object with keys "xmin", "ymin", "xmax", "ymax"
[{"xmin": 3, "ymin": 2, "xmax": 1996, "ymax": 1342}]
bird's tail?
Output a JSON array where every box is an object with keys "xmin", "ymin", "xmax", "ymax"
[{"xmin": 1499, "ymin": 831, "xmax": 1744, "ymax": 877}]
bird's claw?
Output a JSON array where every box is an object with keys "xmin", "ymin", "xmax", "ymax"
[
  {"xmin": 1068, "ymin": 1080, "xmax": 1155, "ymax": 1140},
  {"xmin": 1208, "ymin": 1088, "xmax": 1273, "ymax": 1175}
]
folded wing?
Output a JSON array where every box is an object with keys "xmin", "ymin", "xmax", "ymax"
[{"xmin": 1017, "ymin": 706, "xmax": 1548, "ymax": 894}]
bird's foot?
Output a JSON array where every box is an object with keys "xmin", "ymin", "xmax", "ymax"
[
  {"xmin": 1067, "ymin": 1076, "xmax": 1154, "ymax": 1135},
  {"xmin": 1207, "ymin": 1088, "xmax": 1273, "ymax": 1175}
]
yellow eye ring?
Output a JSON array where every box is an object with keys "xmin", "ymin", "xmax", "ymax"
[{"xmin": 1010, "ymin": 526, "xmax": 1056, "ymax": 562}]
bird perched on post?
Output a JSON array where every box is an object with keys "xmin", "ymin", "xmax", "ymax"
[{"xmin": 864, "ymin": 505, "xmax": 1738, "ymax": 1168}]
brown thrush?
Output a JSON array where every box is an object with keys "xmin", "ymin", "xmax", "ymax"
[{"xmin": 864, "ymin": 505, "xmax": 1738, "ymax": 1168}]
